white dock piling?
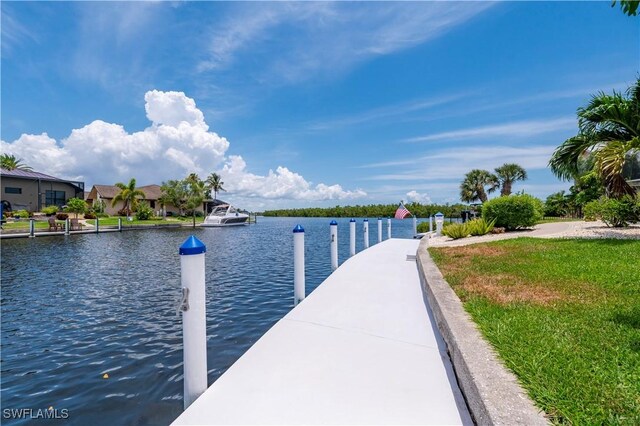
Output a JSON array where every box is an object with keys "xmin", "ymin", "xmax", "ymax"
[
  {"xmin": 179, "ymin": 236, "xmax": 208, "ymax": 410},
  {"xmin": 330, "ymin": 220, "xmax": 338, "ymax": 270},
  {"xmin": 349, "ymin": 219, "xmax": 356, "ymax": 257},
  {"xmin": 118, "ymin": 217, "xmax": 122, "ymax": 232},
  {"xmin": 29, "ymin": 219, "xmax": 35, "ymax": 238},
  {"xmin": 293, "ymin": 225, "xmax": 305, "ymax": 306},
  {"xmin": 413, "ymin": 216, "xmax": 417, "ymax": 235},
  {"xmin": 429, "ymin": 216, "xmax": 433, "ymax": 233},
  {"xmin": 377, "ymin": 218, "xmax": 382, "ymax": 243},
  {"xmin": 387, "ymin": 218, "xmax": 391, "ymax": 239},
  {"xmin": 363, "ymin": 219, "xmax": 369, "ymax": 249},
  {"xmin": 435, "ymin": 212, "xmax": 444, "ymax": 236}
]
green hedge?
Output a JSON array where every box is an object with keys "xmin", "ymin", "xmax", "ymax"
[
  {"xmin": 583, "ymin": 195, "xmax": 639, "ymax": 227},
  {"xmin": 482, "ymin": 194, "xmax": 543, "ymax": 230}
]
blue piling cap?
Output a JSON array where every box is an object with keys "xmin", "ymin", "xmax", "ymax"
[
  {"xmin": 330, "ymin": 220, "xmax": 338, "ymax": 226},
  {"xmin": 350, "ymin": 219, "xmax": 356, "ymax": 222},
  {"xmin": 435, "ymin": 212, "xmax": 444, "ymax": 217},
  {"xmin": 179, "ymin": 235, "xmax": 206, "ymax": 255},
  {"xmin": 293, "ymin": 224, "xmax": 304, "ymax": 233},
  {"xmin": 363, "ymin": 219, "xmax": 369, "ymax": 222}
]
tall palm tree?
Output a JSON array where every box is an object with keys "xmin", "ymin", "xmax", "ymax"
[
  {"xmin": 205, "ymin": 172, "xmax": 226, "ymax": 200},
  {"xmin": 185, "ymin": 174, "xmax": 206, "ymax": 228},
  {"xmin": 494, "ymin": 163, "xmax": 528, "ymax": 196},
  {"xmin": 460, "ymin": 169, "xmax": 499, "ymax": 203},
  {"xmin": 549, "ymin": 78, "xmax": 640, "ymax": 197},
  {"xmin": 112, "ymin": 178, "xmax": 146, "ymax": 217},
  {"xmin": 1, "ymin": 154, "xmax": 33, "ymax": 171}
]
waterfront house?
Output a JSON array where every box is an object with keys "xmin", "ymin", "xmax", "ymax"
[
  {"xmin": 85, "ymin": 184, "xmax": 215, "ymax": 216},
  {"xmin": 0, "ymin": 168, "xmax": 85, "ymax": 212}
]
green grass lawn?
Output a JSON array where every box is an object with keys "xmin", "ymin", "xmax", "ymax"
[
  {"xmin": 430, "ymin": 238, "xmax": 640, "ymax": 425},
  {"xmin": 1, "ymin": 216, "xmax": 204, "ymax": 231},
  {"xmin": 94, "ymin": 217, "xmax": 202, "ymax": 226}
]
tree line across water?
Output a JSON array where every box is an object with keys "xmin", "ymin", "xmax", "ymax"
[{"xmin": 262, "ymin": 202, "xmax": 470, "ymax": 218}]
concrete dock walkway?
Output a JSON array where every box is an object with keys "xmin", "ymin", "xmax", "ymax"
[{"xmin": 173, "ymin": 239, "xmax": 471, "ymax": 425}]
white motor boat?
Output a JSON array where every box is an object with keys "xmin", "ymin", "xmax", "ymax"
[{"xmin": 202, "ymin": 204, "xmax": 249, "ymax": 227}]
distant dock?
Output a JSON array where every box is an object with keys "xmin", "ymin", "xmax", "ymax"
[{"xmin": 173, "ymin": 238, "xmax": 471, "ymax": 425}]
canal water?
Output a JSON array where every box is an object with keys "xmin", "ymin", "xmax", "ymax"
[{"xmin": 1, "ymin": 217, "xmax": 422, "ymax": 425}]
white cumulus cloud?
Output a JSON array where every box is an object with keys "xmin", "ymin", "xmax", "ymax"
[
  {"xmin": 221, "ymin": 155, "xmax": 366, "ymax": 200},
  {"xmin": 1, "ymin": 90, "xmax": 366, "ymax": 205},
  {"xmin": 406, "ymin": 190, "xmax": 431, "ymax": 204}
]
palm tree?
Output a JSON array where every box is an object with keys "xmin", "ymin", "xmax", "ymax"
[
  {"xmin": 185, "ymin": 174, "xmax": 206, "ymax": 228},
  {"xmin": 1, "ymin": 154, "xmax": 33, "ymax": 171},
  {"xmin": 205, "ymin": 172, "xmax": 226, "ymax": 200},
  {"xmin": 494, "ymin": 163, "xmax": 528, "ymax": 196},
  {"xmin": 112, "ymin": 178, "xmax": 146, "ymax": 217},
  {"xmin": 460, "ymin": 169, "xmax": 499, "ymax": 203},
  {"xmin": 549, "ymin": 78, "xmax": 640, "ymax": 198},
  {"xmin": 161, "ymin": 180, "xmax": 188, "ymax": 216}
]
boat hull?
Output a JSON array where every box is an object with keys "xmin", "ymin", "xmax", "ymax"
[{"xmin": 201, "ymin": 217, "xmax": 249, "ymax": 227}]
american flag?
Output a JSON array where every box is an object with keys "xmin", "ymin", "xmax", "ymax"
[{"xmin": 394, "ymin": 202, "xmax": 412, "ymax": 219}]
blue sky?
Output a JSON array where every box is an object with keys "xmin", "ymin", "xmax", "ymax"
[{"xmin": 1, "ymin": 1, "xmax": 638, "ymax": 210}]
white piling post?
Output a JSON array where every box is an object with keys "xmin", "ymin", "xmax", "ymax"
[
  {"xmin": 387, "ymin": 218, "xmax": 391, "ymax": 239},
  {"xmin": 65, "ymin": 218, "xmax": 70, "ymax": 235},
  {"xmin": 413, "ymin": 216, "xmax": 417, "ymax": 235},
  {"xmin": 330, "ymin": 220, "xmax": 338, "ymax": 270},
  {"xmin": 429, "ymin": 216, "xmax": 433, "ymax": 233},
  {"xmin": 435, "ymin": 212, "xmax": 444, "ymax": 236},
  {"xmin": 293, "ymin": 225, "xmax": 305, "ymax": 306},
  {"xmin": 95, "ymin": 218, "xmax": 99, "ymax": 234},
  {"xmin": 349, "ymin": 219, "xmax": 356, "ymax": 257},
  {"xmin": 179, "ymin": 236, "xmax": 208, "ymax": 410},
  {"xmin": 377, "ymin": 218, "xmax": 382, "ymax": 243},
  {"xmin": 29, "ymin": 219, "xmax": 35, "ymax": 238},
  {"xmin": 118, "ymin": 217, "xmax": 122, "ymax": 232},
  {"xmin": 363, "ymin": 219, "xmax": 369, "ymax": 249}
]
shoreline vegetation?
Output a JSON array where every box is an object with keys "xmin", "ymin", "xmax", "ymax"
[
  {"xmin": 430, "ymin": 238, "xmax": 640, "ymax": 425},
  {"xmin": 262, "ymin": 202, "xmax": 470, "ymax": 218}
]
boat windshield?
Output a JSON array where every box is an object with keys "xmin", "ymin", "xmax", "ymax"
[{"xmin": 209, "ymin": 205, "xmax": 240, "ymax": 216}]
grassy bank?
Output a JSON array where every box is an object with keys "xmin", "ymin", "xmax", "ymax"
[
  {"xmin": 1, "ymin": 216, "xmax": 203, "ymax": 232},
  {"xmin": 429, "ymin": 238, "xmax": 640, "ymax": 425}
]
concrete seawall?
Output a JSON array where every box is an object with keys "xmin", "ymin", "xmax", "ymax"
[{"xmin": 416, "ymin": 237, "xmax": 548, "ymax": 425}]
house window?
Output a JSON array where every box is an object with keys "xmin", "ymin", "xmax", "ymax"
[
  {"xmin": 149, "ymin": 200, "xmax": 156, "ymax": 208},
  {"xmin": 5, "ymin": 187, "xmax": 22, "ymax": 194},
  {"xmin": 45, "ymin": 190, "xmax": 66, "ymax": 207}
]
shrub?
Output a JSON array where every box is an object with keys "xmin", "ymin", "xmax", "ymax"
[
  {"xmin": 117, "ymin": 208, "xmax": 129, "ymax": 217},
  {"xmin": 583, "ymin": 196, "xmax": 638, "ymax": 227},
  {"xmin": 482, "ymin": 194, "xmax": 543, "ymax": 230},
  {"xmin": 96, "ymin": 213, "xmax": 110, "ymax": 218},
  {"xmin": 13, "ymin": 210, "xmax": 30, "ymax": 218},
  {"xmin": 84, "ymin": 212, "xmax": 97, "ymax": 220},
  {"xmin": 185, "ymin": 209, "xmax": 204, "ymax": 218},
  {"xmin": 135, "ymin": 202, "xmax": 154, "ymax": 220},
  {"xmin": 466, "ymin": 218, "xmax": 496, "ymax": 236},
  {"xmin": 416, "ymin": 222, "xmax": 431, "ymax": 233},
  {"xmin": 64, "ymin": 197, "xmax": 88, "ymax": 218},
  {"xmin": 93, "ymin": 200, "xmax": 106, "ymax": 214},
  {"xmin": 56, "ymin": 213, "xmax": 69, "ymax": 220},
  {"xmin": 42, "ymin": 205, "xmax": 59, "ymax": 216},
  {"xmin": 442, "ymin": 223, "xmax": 469, "ymax": 239}
]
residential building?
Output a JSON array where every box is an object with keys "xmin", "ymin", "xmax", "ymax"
[
  {"xmin": 85, "ymin": 184, "xmax": 212, "ymax": 216},
  {"xmin": 0, "ymin": 168, "xmax": 85, "ymax": 211}
]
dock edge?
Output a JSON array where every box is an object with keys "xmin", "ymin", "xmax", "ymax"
[{"xmin": 416, "ymin": 238, "xmax": 549, "ymax": 426}]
